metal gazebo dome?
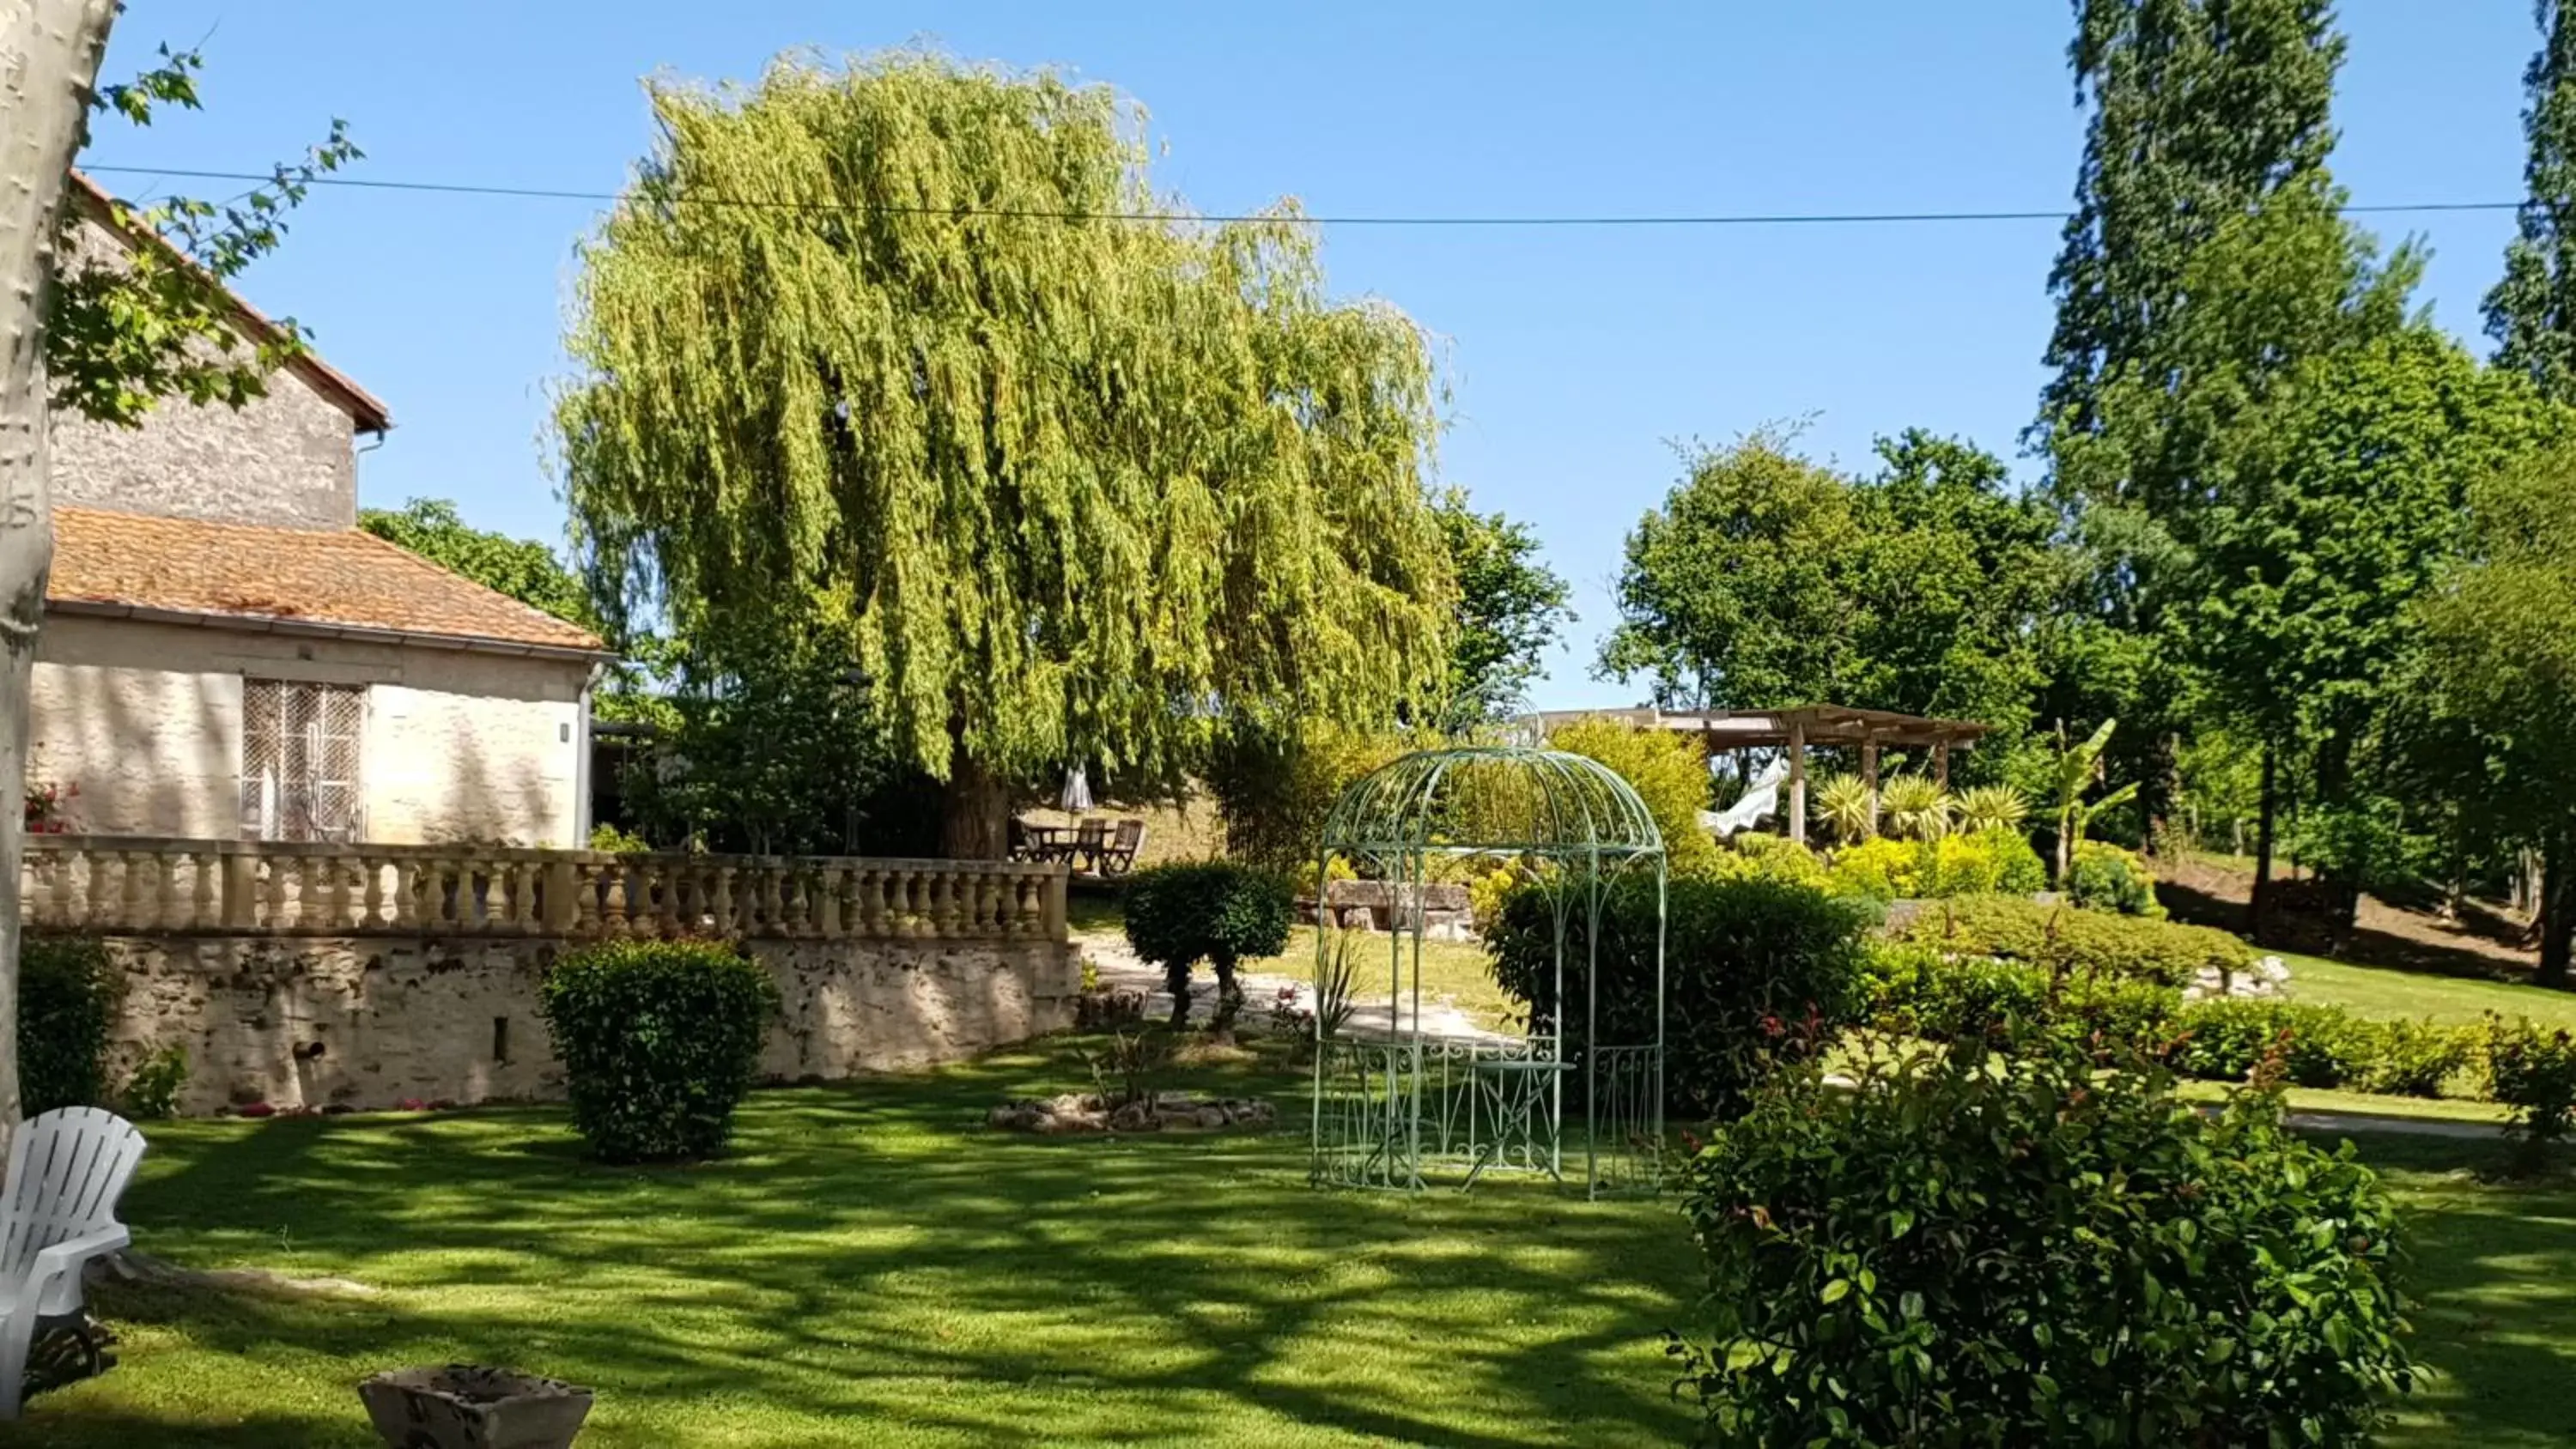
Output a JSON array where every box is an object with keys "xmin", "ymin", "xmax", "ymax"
[{"xmin": 1309, "ymin": 746, "xmax": 1668, "ymax": 1198}]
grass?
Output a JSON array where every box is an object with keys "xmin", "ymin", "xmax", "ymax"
[
  {"xmin": 2283, "ymin": 951, "xmax": 2576, "ymax": 1031},
  {"xmin": 11, "ymin": 1038, "xmax": 1691, "ymax": 1448},
  {"xmin": 14, "ymin": 1040, "xmax": 2576, "ymax": 1445},
  {"xmin": 2174, "ymin": 1080, "xmax": 2515, "ymax": 1128},
  {"xmin": 2344, "ymin": 1135, "xmax": 2576, "ymax": 1449}
]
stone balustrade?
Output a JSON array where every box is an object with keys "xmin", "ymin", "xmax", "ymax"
[{"xmin": 21, "ymin": 836, "xmax": 1068, "ymax": 943}]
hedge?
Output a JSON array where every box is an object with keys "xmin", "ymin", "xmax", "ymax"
[
  {"xmin": 1487, "ymin": 873, "xmax": 1871, "ymax": 1117},
  {"xmin": 1887, "ymin": 894, "xmax": 2249, "ymax": 987}
]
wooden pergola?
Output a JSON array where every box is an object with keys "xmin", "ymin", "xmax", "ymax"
[{"xmin": 1524, "ymin": 705, "xmax": 1992, "ymax": 846}]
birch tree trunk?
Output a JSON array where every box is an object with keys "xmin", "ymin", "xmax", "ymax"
[{"xmin": 0, "ymin": 0, "xmax": 122, "ymax": 1141}]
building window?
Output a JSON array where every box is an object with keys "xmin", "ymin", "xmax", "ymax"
[{"xmin": 240, "ymin": 679, "xmax": 365, "ymax": 842}]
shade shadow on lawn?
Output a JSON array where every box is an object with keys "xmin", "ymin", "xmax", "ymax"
[
  {"xmin": 2319, "ymin": 1132, "xmax": 2576, "ymax": 1449},
  {"xmin": 3, "ymin": 1041, "xmax": 1698, "ymax": 1448}
]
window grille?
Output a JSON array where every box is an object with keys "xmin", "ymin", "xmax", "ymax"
[{"xmin": 240, "ymin": 679, "xmax": 365, "ymax": 842}]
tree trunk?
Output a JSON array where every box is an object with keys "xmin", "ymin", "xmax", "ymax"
[
  {"xmin": 2250, "ymin": 738, "xmax": 2279, "ymax": 945},
  {"xmin": 1, "ymin": 0, "xmax": 123, "ymax": 1149},
  {"xmin": 2542, "ymin": 831, "xmax": 2574, "ymax": 991},
  {"xmin": 937, "ymin": 749, "xmax": 1012, "ymax": 860},
  {"xmin": 2141, "ymin": 730, "xmax": 2182, "ymax": 858}
]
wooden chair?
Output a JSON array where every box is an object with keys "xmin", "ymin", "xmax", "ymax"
[
  {"xmin": 0, "ymin": 1107, "xmax": 146, "ymax": 1418},
  {"xmin": 1070, "ymin": 819, "xmax": 1110, "ymax": 873},
  {"xmin": 1097, "ymin": 819, "xmax": 1146, "ymax": 876}
]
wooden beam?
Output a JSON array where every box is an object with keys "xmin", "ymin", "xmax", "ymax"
[
  {"xmin": 1788, "ymin": 718, "xmax": 1807, "ymax": 846},
  {"xmin": 1861, "ymin": 737, "xmax": 1880, "ymax": 840}
]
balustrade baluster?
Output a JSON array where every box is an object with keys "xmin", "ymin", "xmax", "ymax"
[
  {"xmin": 190, "ymin": 848, "xmax": 220, "ymax": 931},
  {"xmin": 262, "ymin": 851, "xmax": 292, "ymax": 930},
  {"xmin": 936, "ymin": 870, "xmax": 962, "ymax": 937},
  {"xmin": 602, "ymin": 863, "xmax": 629, "ymax": 937},
  {"xmin": 355, "ymin": 855, "xmax": 383, "ymax": 931}
]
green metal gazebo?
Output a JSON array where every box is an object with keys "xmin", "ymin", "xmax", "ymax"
[{"xmin": 1308, "ymin": 746, "xmax": 1668, "ymax": 1198}]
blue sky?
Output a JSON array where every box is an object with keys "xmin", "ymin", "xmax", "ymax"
[{"xmin": 83, "ymin": 2, "xmax": 2538, "ymax": 710}]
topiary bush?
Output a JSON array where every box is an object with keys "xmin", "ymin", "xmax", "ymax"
[
  {"xmin": 1889, "ymin": 894, "xmax": 2248, "ymax": 987},
  {"xmin": 1675, "ymin": 1040, "xmax": 2415, "ymax": 1446},
  {"xmin": 1121, "ymin": 862, "xmax": 1293, "ymax": 1029},
  {"xmin": 1486, "ymin": 873, "xmax": 1870, "ymax": 1117},
  {"xmin": 538, "ymin": 939, "xmax": 780, "ymax": 1162},
  {"xmin": 21, "ymin": 936, "xmax": 119, "ymax": 1116},
  {"xmin": 2067, "ymin": 839, "xmax": 2162, "ymax": 916}
]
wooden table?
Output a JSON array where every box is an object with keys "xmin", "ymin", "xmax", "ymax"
[{"xmin": 1014, "ymin": 824, "xmax": 1075, "ymax": 863}]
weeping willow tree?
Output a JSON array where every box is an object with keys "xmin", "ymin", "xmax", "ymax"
[{"xmin": 559, "ymin": 52, "xmax": 1454, "ymax": 858}]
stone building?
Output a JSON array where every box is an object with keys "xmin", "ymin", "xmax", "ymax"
[{"xmin": 33, "ymin": 173, "xmax": 606, "ymax": 847}]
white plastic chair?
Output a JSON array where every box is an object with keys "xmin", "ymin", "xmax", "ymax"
[{"xmin": 0, "ymin": 1107, "xmax": 145, "ymax": 1418}]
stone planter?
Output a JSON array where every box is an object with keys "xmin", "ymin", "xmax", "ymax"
[{"xmin": 359, "ymin": 1365, "xmax": 593, "ymax": 1449}]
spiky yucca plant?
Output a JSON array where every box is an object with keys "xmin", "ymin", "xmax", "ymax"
[
  {"xmin": 1955, "ymin": 784, "xmax": 2029, "ymax": 833},
  {"xmin": 1813, "ymin": 773, "xmax": 1877, "ymax": 842},
  {"xmin": 1879, "ymin": 775, "xmax": 1955, "ymax": 841}
]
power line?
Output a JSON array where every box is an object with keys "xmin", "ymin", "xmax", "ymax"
[{"xmin": 81, "ymin": 163, "xmax": 2523, "ymax": 228}]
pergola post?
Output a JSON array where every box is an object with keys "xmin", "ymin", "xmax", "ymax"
[
  {"xmin": 1934, "ymin": 740, "xmax": 1951, "ymax": 789},
  {"xmin": 1787, "ymin": 717, "xmax": 1808, "ymax": 846},
  {"xmin": 1861, "ymin": 737, "xmax": 1880, "ymax": 840}
]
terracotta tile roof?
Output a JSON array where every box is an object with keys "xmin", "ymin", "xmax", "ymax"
[{"xmin": 48, "ymin": 507, "xmax": 607, "ymax": 655}]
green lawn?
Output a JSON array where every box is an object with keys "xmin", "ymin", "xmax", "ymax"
[
  {"xmin": 9, "ymin": 1039, "xmax": 1691, "ymax": 1448},
  {"xmin": 2347, "ymin": 1135, "xmax": 2576, "ymax": 1449},
  {"xmin": 12, "ymin": 1040, "xmax": 2576, "ymax": 1446},
  {"xmin": 2283, "ymin": 952, "xmax": 2576, "ymax": 1031}
]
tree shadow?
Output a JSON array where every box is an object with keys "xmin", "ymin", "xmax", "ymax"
[
  {"xmin": 2160, "ymin": 877, "xmax": 2541, "ymax": 985},
  {"xmin": 9, "ymin": 1038, "xmax": 1700, "ymax": 1447},
  {"xmin": 2322, "ymin": 1133, "xmax": 2576, "ymax": 1448}
]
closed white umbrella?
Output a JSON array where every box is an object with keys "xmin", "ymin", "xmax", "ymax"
[{"xmin": 1060, "ymin": 765, "xmax": 1093, "ymax": 815}]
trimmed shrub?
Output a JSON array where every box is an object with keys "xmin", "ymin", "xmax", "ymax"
[
  {"xmin": 21, "ymin": 936, "xmax": 119, "ymax": 1115},
  {"xmin": 2360, "ymin": 1017, "xmax": 2475, "ymax": 1100},
  {"xmin": 2067, "ymin": 839, "xmax": 2162, "ymax": 916},
  {"xmin": 538, "ymin": 939, "xmax": 780, "ymax": 1162},
  {"xmin": 1979, "ymin": 827, "xmax": 2049, "ymax": 895},
  {"xmin": 2171, "ymin": 997, "xmax": 2373, "ymax": 1089},
  {"xmin": 1676, "ymin": 1043, "xmax": 2415, "ymax": 1446},
  {"xmin": 2482, "ymin": 1014, "xmax": 2576, "ymax": 1172},
  {"xmin": 1889, "ymin": 894, "xmax": 2248, "ymax": 987},
  {"xmin": 1121, "ymin": 862, "xmax": 1293, "ymax": 982},
  {"xmin": 1548, "ymin": 720, "xmax": 1722, "ymax": 874},
  {"xmin": 1868, "ymin": 947, "xmax": 2181, "ymax": 1055},
  {"xmin": 1827, "ymin": 836, "xmax": 1921, "ymax": 901},
  {"xmin": 1716, "ymin": 833, "xmax": 1831, "ymax": 890},
  {"xmin": 1906, "ymin": 955, "xmax": 2049, "ymax": 1045},
  {"xmin": 1486, "ymin": 874, "xmax": 1870, "ymax": 1118}
]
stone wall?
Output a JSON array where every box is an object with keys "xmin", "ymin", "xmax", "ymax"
[
  {"xmin": 46, "ymin": 215, "xmax": 364, "ymax": 531},
  {"xmin": 31, "ymin": 614, "xmax": 588, "ymax": 846},
  {"xmin": 105, "ymin": 931, "xmax": 1080, "ymax": 1116}
]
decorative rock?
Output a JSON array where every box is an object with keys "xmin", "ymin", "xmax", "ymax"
[{"xmin": 989, "ymin": 1092, "xmax": 1275, "ymax": 1135}]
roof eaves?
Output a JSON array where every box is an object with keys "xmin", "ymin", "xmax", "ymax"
[{"xmin": 65, "ymin": 172, "xmax": 394, "ymax": 434}]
